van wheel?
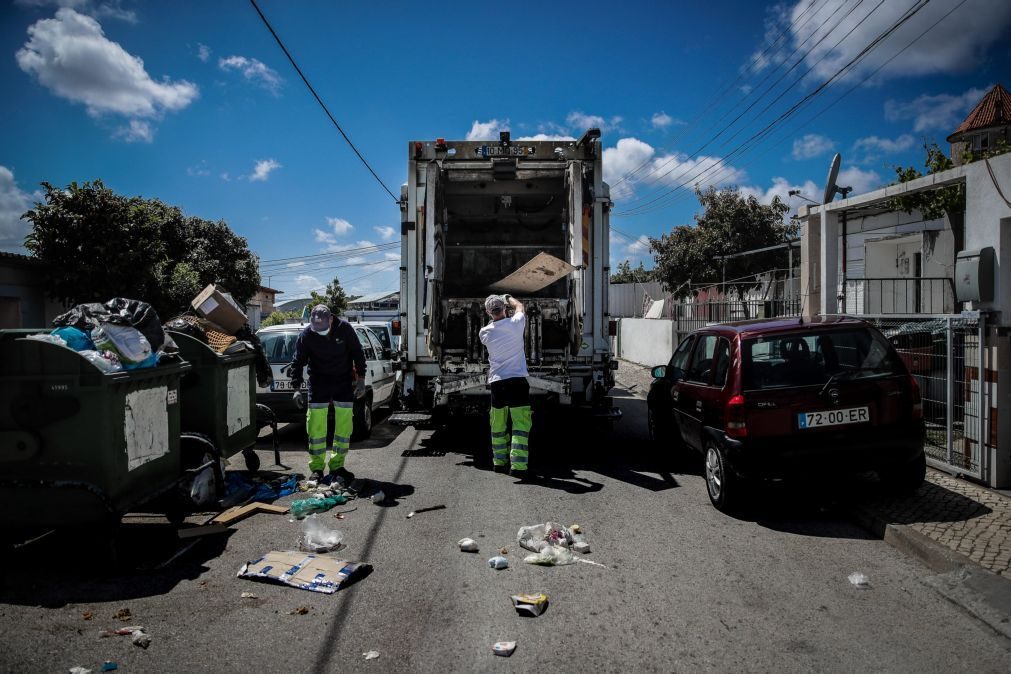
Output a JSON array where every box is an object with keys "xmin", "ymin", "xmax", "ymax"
[
  {"xmin": 881, "ymin": 452, "xmax": 926, "ymax": 496},
  {"xmin": 352, "ymin": 396, "xmax": 373, "ymax": 441},
  {"xmin": 705, "ymin": 441, "xmax": 741, "ymax": 513}
]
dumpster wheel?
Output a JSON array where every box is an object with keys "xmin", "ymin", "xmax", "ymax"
[{"xmin": 178, "ymin": 433, "xmax": 224, "ymax": 511}]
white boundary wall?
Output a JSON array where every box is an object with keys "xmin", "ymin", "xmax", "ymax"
[{"xmin": 616, "ymin": 318, "xmax": 675, "ymax": 367}]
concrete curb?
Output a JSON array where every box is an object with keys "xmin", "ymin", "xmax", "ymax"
[{"xmin": 850, "ymin": 504, "xmax": 1011, "ymax": 640}]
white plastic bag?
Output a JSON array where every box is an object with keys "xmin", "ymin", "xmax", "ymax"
[
  {"xmin": 92, "ymin": 323, "xmax": 152, "ymax": 364},
  {"xmin": 300, "ymin": 514, "xmax": 345, "ymax": 553},
  {"xmin": 79, "ymin": 349, "xmax": 123, "ymax": 373},
  {"xmin": 523, "ymin": 545, "xmax": 576, "ymax": 566},
  {"xmin": 517, "ymin": 522, "xmax": 572, "ymax": 553}
]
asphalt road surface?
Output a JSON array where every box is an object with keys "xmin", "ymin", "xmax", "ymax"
[{"xmin": 2, "ymin": 387, "xmax": 1009, "ymax": 672}]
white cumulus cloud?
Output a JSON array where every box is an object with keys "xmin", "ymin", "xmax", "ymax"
[
  {"xmin": 15, "ymin": 8, "xmax": 197, "ymax": 134},
  {"xmin": 113, "ymin": 119, "xmax": 153, "ymax": 143},
  {"xmin": 197, "ymin": 43, "xmax": 211, "ymax": 62},
  {"xmin": 16, "ymin": 0, "xmax": 138, "ymax": 23},
  {"xmin": 851, "ymin": 134, "xmax": 916, "ymax": 163},
  {"xmin": 776, "ymin": 0, "xmax": 1011, "ymax": 84},
  {"xmin": 791, "ymin": 133, "xmax": 835, "ymax": 160},
  {"xmin": 567, "ymin": 111, "xmax": 622, "ymax": 132},
  {"xmin": 740, "ymin": 176, "xmax": 820, "ymax": 217},
  {"xmin": 325, "ymin": 217, "xmax": 353, "ymax": 235},
  {"xmin": 466, "ymin": 119, "xmax": 509, "ymax": 141},
  {"xmin": 294, "ymin": 274, "xmax": 323, "ymax": 292},
  {"xmin": 249, "ymin": 158, "xmax": 281, "ymax": 182},
  {"xmin": 516, "ymin": 133, "xmax": 576, "ymax": 141},
  {"xmin": 218, "ymin": 55, "xmax": 282, "ymax": 94},
  {"xmin": 626, "ymin": 235, "xmax": 651, "ymax": 255},
  {"xmin": 651, "ymin": 111, "xmax": 679, "ymax": 129},
  {"xmin": 374, "ymin": 225, "xmax": 396, "ymax": 241},
  {"xmin": 837, "ymin": 166, "xmax": 882, "ymax": 196},
  {"xmin": 603, "ymin": 137, "xmax": 747, "ymax": 202},
  {"xmin": 384, "ymin": 252, "xmax": 401, "ymax": 261},
  {"xmin": 0, "ymin": 166, "xmax": 40, "ymax": 249},
  {"xmin": 884, "ymin": 87, "xmax": 988, "ymax": 133}
]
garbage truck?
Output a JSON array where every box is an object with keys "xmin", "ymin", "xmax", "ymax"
[{"xmin": 390, "ymin": 129, "xmax": 621, "ymax": 425}]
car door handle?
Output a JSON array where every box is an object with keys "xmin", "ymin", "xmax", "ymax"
[{"xmin": 695, "ymin": 400, "xmax": 703, "ymax": 412}]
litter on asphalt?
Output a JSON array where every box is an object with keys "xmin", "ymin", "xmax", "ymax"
[
  {"xmin": 101, "ymin": 662, "xmax": 117, "ymax": 671},
  {"xmin": 363, "ymin": 651, "xmax": 380, "ymax": 660},
  {"xmin": 371, "ymin": 490, "xmax": 386, "ymax": 504},
  {"xmin": 241, "ymin": 592, "xmax": 258, "ymax": 599},
  {"xmin": 458, "ymin": 538, "xmax": 479, "ymax": 552},
  {"xmin": 488, "ymin": 556, "xmax": 509, "ymax": 570},
  {"xmin": 492, "ymin": 641, "xmax": 517, "ymax": 657},
  {"xmin": 238, "ymin": 550, "xmax": 370, "ymax": 594},
  {"xmin": 299, "ymin": 515, "xmax": 345, "ymax": 553},
  {"xmin": 848, "ymin": 572, "xmax": 871, "ymax": 588},
  {"xmin": 511, "ymin": 593, "xmax": 549, "ymax": 617},
  {"xmin": 406, "ymin": 505, "xmax": 446, "ymax": 518}
]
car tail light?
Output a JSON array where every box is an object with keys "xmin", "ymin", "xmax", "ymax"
[
  {"xmin": 725, "ymin": 394, "xmax": 747, "ymax": 439},
  {"xmin": 608, "ymin": 319, "xmax": 617, "ymax": 337},
  {"xmin": 909, "ymin": 374, "xmax": 923, "ymax": 420},
  {"xmin": 391, "ymin": 320, "xmax": 402, "ymax": 336}
]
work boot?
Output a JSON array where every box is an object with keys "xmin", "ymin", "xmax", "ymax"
[
  {"xmin": 309, "ymin": 470, "xmax": 325, "ymax": 483},
  {"xmin": 330, "ymin": 467, "xmax": 356, "ymax": 485}
]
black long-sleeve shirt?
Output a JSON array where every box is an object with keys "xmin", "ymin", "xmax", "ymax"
[{"xmin": 289, "ymin": 319, "xmax": 366, "ymax": 392}]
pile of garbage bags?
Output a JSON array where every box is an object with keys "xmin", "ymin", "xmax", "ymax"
[
  {"xmin": 517, "ymin": 522, "xmax": 591, "ymax": 566},
  {"xmin": 163, "ymin": 314, "xmax": 272, "ymax": 388},
  {"xmin": 28, "ymin": 298, "xmax": 174, "ymax": 373}
]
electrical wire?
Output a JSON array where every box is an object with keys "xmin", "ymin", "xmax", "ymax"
[
  {"xmin": 259, "ymin": 242, "xmax": 399, "ymax": 268},
  {"xmin": 614, "ymin": 0, "xmax": 932, "ymax": 217},
  {"xmin": 248, "ymin": 0, "xmax": 399, "ymax": 203}
]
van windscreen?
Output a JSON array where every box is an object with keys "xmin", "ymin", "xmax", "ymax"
[{"xmin": 742, "ymin": 328, "xmax": 904, "ymax": 390}]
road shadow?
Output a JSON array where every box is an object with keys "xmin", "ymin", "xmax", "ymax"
[
  {"xmin": 853, "ymin": 476, "xmax": 994, "ymax": 525},
  {"xmin": 420, "ymin": 393, "xmax": 682, "ymax": 494},
  {"xmin": 0, "ymin": 520, "xmax": 234, "ymax": 607}
]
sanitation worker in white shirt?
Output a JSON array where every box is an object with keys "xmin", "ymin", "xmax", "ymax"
[{"xmin": 479, "ymin": 294, "xmax": 533, "ymax": 478}]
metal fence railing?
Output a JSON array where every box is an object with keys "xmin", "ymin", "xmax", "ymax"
[{"xmin": 843, "ymin": 277, "xmax": 956, "ymax": 315}]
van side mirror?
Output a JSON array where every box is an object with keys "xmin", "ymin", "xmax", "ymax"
[
  {"xmin": 382, "ymin": 348, "xmax": 392, "ymax": 360},
  {"xmin": 651, "ymin": 366, "xmax": 666, "ymax": 378}
]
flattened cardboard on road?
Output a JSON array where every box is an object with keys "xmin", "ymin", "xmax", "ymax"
[
  {"xmin": 211, "ymin": 502, "xmax": 289, "ymax": 526},
  {"xmin": 489, "ymin": 252, "xmax": 576, "ymax": 294},
  {"xmin": 238, "ymin": 551, "xmax": 370, "ymax": 594}
]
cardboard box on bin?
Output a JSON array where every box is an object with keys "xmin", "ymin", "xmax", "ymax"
[{"xmin": 191, "ymin": 284, "xmax": 247, "ymax": 334}]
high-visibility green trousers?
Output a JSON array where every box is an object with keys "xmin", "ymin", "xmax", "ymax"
[
  {"xmin": 306, "ymin": 401, "xmax": 354, "ymax": 472},
  {"xmin": 490, "ymin": 405, "xmax": 532, "ymax": 471}
]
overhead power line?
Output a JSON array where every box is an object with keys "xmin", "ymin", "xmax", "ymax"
[
  {"xmin": 259, "ymin": 241, "xmax": 399, "ymax": 267},
  {"xmin": 248, "ymin": 0, "xmax": 399, "ymax": 203}
]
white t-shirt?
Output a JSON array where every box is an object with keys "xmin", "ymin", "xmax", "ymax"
[{"xmin": 479, "ymin": 311, "xmax": 528, "ymax": 383}]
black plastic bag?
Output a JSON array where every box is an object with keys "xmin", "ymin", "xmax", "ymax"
[
  {"xmin": 53, "ymin": 298, "xmax": 167, "ymax": 353},
  {"xmin": 234, "ymin": 324, "xmax": 273, "ymax": 388},
  {"xmin": 165, "ymin": 315, "xmax": 209, "ymax": 344}
]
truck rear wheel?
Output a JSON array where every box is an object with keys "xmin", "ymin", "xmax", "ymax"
[{"xmin": 352, "ymin": 396, "xmax": 373, "ymax": 441}]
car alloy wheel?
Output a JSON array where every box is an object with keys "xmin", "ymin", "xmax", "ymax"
[
  {"xmin": 704, "ymin": 441, "xmax": 740, "ymax": 513},
  {"xmin": 705, "ymin": 445, "xmax": 724, "ymax": 502}
]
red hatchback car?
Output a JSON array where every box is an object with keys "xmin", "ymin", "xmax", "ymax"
[{"xmin": 646, "ymin": 317, "xmax": 926, "ymax": 512}]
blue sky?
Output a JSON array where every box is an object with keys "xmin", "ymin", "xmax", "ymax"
[{"xmin": 2, "ymin": 0, "xmax": 1009, "ymax": 300}]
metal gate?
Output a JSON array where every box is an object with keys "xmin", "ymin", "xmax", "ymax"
[{"xmin": 859, "ymin": 313, "xmax": 988, "ymax": 481}]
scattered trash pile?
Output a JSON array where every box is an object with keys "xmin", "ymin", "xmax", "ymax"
[{"xmin": 29, "ymin": 298, "xmax": 172, "ymax": 372}]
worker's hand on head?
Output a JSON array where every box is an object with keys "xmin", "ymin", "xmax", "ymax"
[{"xmin": 355, "ymin": 377, "xmax": 366, "ymax": 398}]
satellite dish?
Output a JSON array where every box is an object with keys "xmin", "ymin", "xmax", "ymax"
[{"xmin": 822, "ymin": 153, "xmax": 841, "ymax": 204}]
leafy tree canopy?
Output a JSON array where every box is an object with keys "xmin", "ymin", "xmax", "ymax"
[
  {"xmin": 261, "ymin": 310, "xmax": 301, "ymax": 327},
  {"xmin": 649, "ymin": 186, "xmax": 795, "ymax": 298},
  {"xmin": 610, "ymin": 260, "xmax": 655, "ymax": 284},
  {"xmin": 23, "ymin": 180, "xmax": 260, "ymax": 320},
  {"xmin": 308, "ymin": 276, "xmax": 350, "ymax": 316}
]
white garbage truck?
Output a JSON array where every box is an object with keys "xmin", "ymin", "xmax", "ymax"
[{"xmin": 389, "ymin": 129, "xmax": 621, "ymax": 425}]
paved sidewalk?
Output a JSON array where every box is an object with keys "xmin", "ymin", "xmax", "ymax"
[{"xmin": 614, "ymin": 359, "xmax": 1011, "ymax": 580}]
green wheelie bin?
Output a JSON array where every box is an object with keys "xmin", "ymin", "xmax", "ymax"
[
  {"xmin": 168, "ymin": 331, "xmax": 262, "ymax": 472},
  {"xmin": 0, "ymin": 331, "xmax": 190, "ymax": 529}
]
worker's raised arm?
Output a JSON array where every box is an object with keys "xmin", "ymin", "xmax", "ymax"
[{"xmin": 506, "ymin": 295, "xmax": 524, "ymax": 316}]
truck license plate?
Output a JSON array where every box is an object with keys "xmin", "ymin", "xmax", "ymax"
[
  {"xmin": 797, "ymin": 406, "xmax": 869, "ymax": 429},
  {"xmin": 479, "ymin": 145, "xmax": 535, "ymax": 157},
  {"xmin": 271, "ymin": 380, "xmax": 307, "ymax": 392}
]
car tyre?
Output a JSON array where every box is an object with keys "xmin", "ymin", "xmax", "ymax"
[
  {"xmin": 881, "ymin": 451, "xmax": 926, "ymax": 496},
  {"xmin": 705, "ymin": 441, "xmax": 742, "ymax": 513},
  {"xmin": 352, "ymin": 395, "xmax": 373, "ymax": 441}
]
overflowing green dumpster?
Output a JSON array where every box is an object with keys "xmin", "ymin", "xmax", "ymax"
[
  {"xmin": 168, "ymin": 331, "xmax": 260, "ymax": 471},
  {"xmin": 0, "ymin": 331, "xmax": 190, "ymax": 528}
]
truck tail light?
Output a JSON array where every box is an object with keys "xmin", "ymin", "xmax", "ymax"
[
  {"xmin": 608, "ymin": 319, "xmax": 617, "ymax": 337},
  {"xmin": 414, "ymin": 142, "xmax": 423, "ymax": 159},
  {"xmin": 391, "ymin": 320, "xmax": 402, "ymax": 336},
  {"xmin": 725, "ymin": 394, "xmax": 747, "ymax": 439},
  {"xmin": 909, "ymin": 374, "xmax": 922, "ymax": 420}
]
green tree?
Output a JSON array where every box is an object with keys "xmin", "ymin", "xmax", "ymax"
[
  {"xmin": 650, "ymin": 186, "xmax": 795, "ymax": 302},
  {"xmin": 23, "ymin": 180, "xmax": 260, "ymax": 320},
  {"xmin": 889, "ymin": 141, "xmax": 964, "ymax": 221},
  {"xmin": 261, "ymin": 310, "xmax": 301, "ymax": 327},
  {"xmin": 308, "ymin": 276, "xmax": 350, "ymax": 315},
  {"xmin": 610, "ymin": 260, "xmax": 655, "ymax": 284}
]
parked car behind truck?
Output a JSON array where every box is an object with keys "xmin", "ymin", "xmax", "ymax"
[{"xmin": 647, "ymin": 317, "xmax": 926, "ymax": 512}]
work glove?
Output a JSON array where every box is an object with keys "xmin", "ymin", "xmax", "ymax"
[
  {"xmin": 292, "ymin": 389, "xmax": 306, "ymax": 410},
  {"xmin": 355, "ymin": 377, "xmax": 366, "ymax": 398}
]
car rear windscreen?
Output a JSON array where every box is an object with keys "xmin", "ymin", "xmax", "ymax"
[
  {"xmin": 742, "ymin": 328, "xmax": 904, "ymax": 390},
  {"xmin": 259, "ymin": 331, "xmax": 300, "ymax": 364}
]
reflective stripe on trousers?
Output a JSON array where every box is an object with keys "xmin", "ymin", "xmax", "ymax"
[
  {"xmin": 305, "ymin": 403, "xmax": 354, "ymax": 472},
  {"xmin": 490, "ymin": 405, "xmax": 532, "ymax": 470}
]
